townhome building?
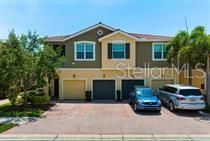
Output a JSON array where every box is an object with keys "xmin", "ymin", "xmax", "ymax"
[{"xmin": 44, "ymin": 22, "xmax": 189, "ymax": 100}]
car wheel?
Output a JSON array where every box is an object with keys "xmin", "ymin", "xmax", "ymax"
[
  {"xmin": 134, "ymin": 103, "xmax": 138, "ymax": 112},
  {"xmin": 169, "ymin": 101, "xmax": 175, "ymax": 112}
]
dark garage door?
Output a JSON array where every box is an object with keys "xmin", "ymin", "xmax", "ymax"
[
  {"xmin": 122, "ymin": 80, "xmax": 144, "ymax": 100},
  {"xmin": 93, "ymin": 80, "xmax": 115, "ymax": 100}
]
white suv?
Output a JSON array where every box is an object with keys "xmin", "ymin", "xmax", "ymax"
[{"xmin": 157, "ymin": 84, "xmax": 206, "ymax": 111}]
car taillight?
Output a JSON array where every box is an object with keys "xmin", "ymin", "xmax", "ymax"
[{"xmin": 177, "ymin": 97, "xmax": 185, "ymax": 101}]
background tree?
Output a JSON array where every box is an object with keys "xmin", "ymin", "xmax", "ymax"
[
  {"xmin": 0, "ymin": 30, "xmax": 64, "ymax": 105},
  {"xmin": 0, "ymin": 31, "xmax": 24, "ymax": 104}
]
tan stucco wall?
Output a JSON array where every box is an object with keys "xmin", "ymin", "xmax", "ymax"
[
  {"xmin": 57, "ymin": 68, "xmax": 179, "ymax": 100},
  {"xmin": 100, "ymin": 33, "xmax": 136, "ymax": 69},
  {"xmin": 179, "ymin": 69, "xmax": 205, "ymax": 92}
]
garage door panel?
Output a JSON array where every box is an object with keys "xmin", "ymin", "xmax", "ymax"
[
  {"xmin": 63, "ymin": 80, "xmax": 85, "ymax": 100},
  {"xmin": 93, "ymin": 80, "xmax": 115, "ymax": 100},
  {"xmin": 122, "ymin": 80, "xmax": 144, "ymax": 100},
  {"xmin": 151, "ymin": 79, "xmax": 174, "ymax": 92}
]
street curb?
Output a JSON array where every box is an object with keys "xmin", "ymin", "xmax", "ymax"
[{"xmin": 0, "ymin": 134, "xmax": 210, "ymax": 141}]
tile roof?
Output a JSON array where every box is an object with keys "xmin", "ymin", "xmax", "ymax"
[
  {"xmin": 44, "ymin": 23, "xmax": 172, "ymax": 42},
  {"xmin": 44, "ymin": 35, "xmax": 70, "ymax": 42},
  {"xmin": 45, "ymin": 33, "xmax": 172, "ymax": 42},
  {"xmin": 129, "ymin": 33, "xmax": 172, "ymax": 40}
]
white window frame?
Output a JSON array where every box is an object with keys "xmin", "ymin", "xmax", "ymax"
[
  {"xmin": 152, "ymin": 43, "xmax": 167, "ymax": 61},
  {"xmin": 111, "ymin": 42, "xmax": 126, "ymax": 60},
  {"xmin": 74, "ymin": 41, "xmax": 96, "ymax": 61}
]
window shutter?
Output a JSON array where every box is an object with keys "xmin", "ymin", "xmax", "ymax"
[
  {"xmin": 125, "ymin": 43, "xmax": 130, "ymax": 59},
  {"xmin": 108, "ymin": 43, "xmax": 112, "ymax": 59}
]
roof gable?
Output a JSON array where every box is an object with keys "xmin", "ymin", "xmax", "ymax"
[
  {"xmin": 45, "ymin": 22, "xmax": 115, "ymax": 42},
  {"xmin": 98, "ymin": 30, "xmax": 139, "ymax": 41}
]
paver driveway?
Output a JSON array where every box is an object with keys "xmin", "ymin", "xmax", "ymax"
[{"xmin": 3, "ymin": 102, "xmax": 210, "ymax": 134}]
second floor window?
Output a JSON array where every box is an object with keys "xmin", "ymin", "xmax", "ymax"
[
  {"xmin": 108, "ymin": 42, "xmax": 130, "ymax": 59},
  {"xmin": 112, "ymin": 43, "xmax": 125, "ymax": 59},
  {"xmin": 152, "ymin": 43, "xmax": 167, "ymax": 61},
  {"xmin": 74, "ymin": 41, "xmax": 95, "ymax": 61}
]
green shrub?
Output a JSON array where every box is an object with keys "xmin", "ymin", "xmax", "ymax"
[
  {"xmin": 30, "ymin": 95, "xmax": 50, "ymax": 105},
  {"xmin": 8, "ymin": 88, "xmax": 19, "ymax": 105},
  {"xmin": 26, "ymin": 89, "xmax": 49, "ymax": 105},
  {"xmin": 8, "ymin": 93, "xmax": 18, "ymax": 105},
  {"xmin": 26, "ymin": 95, "xmax": 33, "ymax": 103},
  {"xmin": 36, "ymin": 88, "xmax": 45, "ymax": 96},
  {"xmin": 0, "ymin": 92, "xmax": 7, "ymax": 99},
  {"xmin": 28, "ymin": 90, "xmax": 37, "ymax": 96},
  {"xmin": 85, "ymin": 91, "xmax": 92, "ymax": 101},
  {"xmin": 26, "ymin": 90, "xmax": 36, "ymax": 103},
  {"xmin": 116, "ymin": 90, "xmax": 121, "ymax": 101}
]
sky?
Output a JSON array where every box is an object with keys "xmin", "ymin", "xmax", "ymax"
[{"xmin": 0, "ymin": 0, "xmax": 209, "ymax": 39}]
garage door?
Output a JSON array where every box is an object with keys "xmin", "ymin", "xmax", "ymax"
[
  {"xmin": 151, "ymin": 79, "xmax": 174, "ymax": 92},
  {"xmin": 122, "ymin": 80, "xmax": 144, "ymax": 100},
  {"xmin": 63, "ymin": 80, "xmax": 85, "ymax": 100},
  {"xmin": 93, "ymin": 80, "xmax": 115, "ymax": 100}
]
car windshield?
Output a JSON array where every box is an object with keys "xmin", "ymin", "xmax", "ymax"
[
  {"xmin": 136, "ymin": 89, "xmax": 154, "ymax": 97},
  {"xmin": 179, "ymin": 89, "xmax": 202, "ymax": 96}
]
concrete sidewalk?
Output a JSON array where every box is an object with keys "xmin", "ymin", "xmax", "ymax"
[{"xmin": 0, "ymin": 134, "xmax": 210, "ymax": 141}]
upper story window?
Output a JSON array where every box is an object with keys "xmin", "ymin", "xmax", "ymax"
[
  {"xmin": 112, "ymin": 43, "xmax": 125, "ymax": 59},
  {"xmin": 74, "ymin": 41, "xmax": 95, "ymax": 61},
  {"xmin": 108, "ymin": 41, "xmax": 130, "ymax": 59},
  {"xmin": 152, "ymin": 43, "xmax": 167, "ymax": 61}
]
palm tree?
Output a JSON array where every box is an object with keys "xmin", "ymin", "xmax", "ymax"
[
  {"xmin": 167, "ymin": 30, "xmax": 192, "ymax": 85},
  {"xmin": 167, "ymin": 26, "xmax": 209, "ymax": 86}
]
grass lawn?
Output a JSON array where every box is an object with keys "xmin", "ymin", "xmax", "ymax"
[
  {"xmin": 0, "ymin": 123, "xmax": 16, "ymax": 133},
  {"xmin": 0, "ymin": 103, "xmax": 54, "ymax": 117}
]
